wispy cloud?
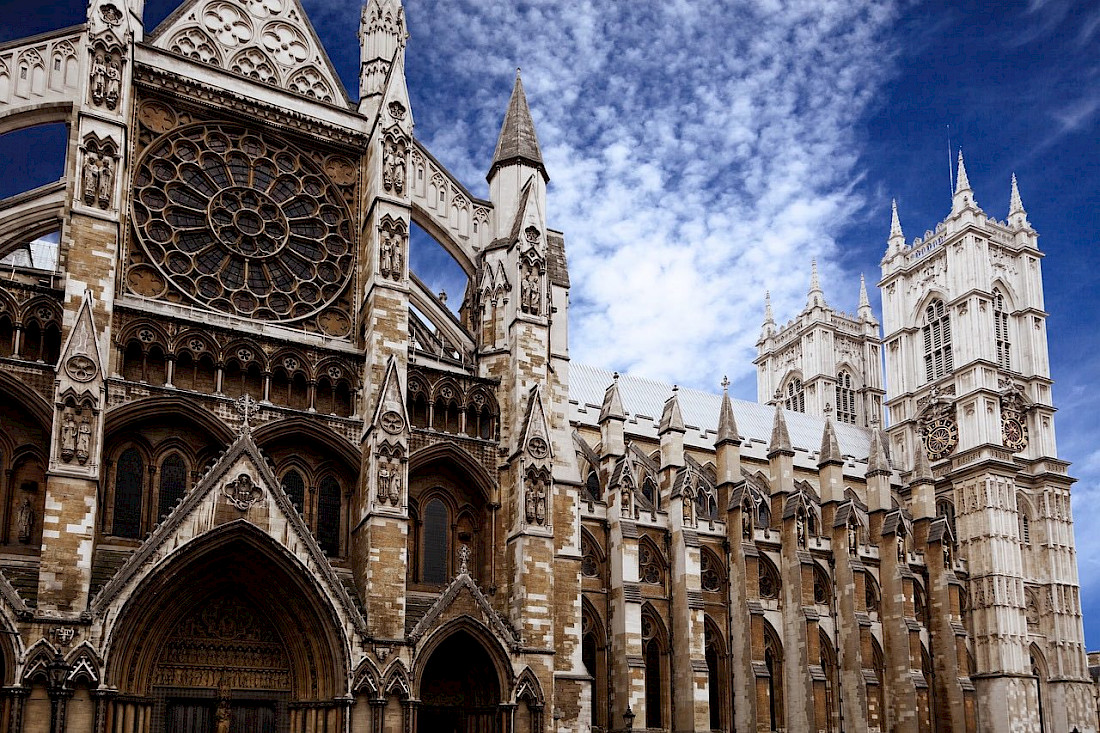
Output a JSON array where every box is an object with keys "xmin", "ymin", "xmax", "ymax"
[{"xmin": 392, "ymin": 0, "xmax": 902, "ymax": 388}]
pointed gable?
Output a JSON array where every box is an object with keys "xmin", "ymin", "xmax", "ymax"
[
  {"xmin": 371, "ymin": 355, "xmax": 409, "ymax": 433},
  {"xmin": 90, "ymin": 425, "xmax": 366, "ymax": 638},
  {"xmin": 150, "ymin": 0, "xmax": 348, "ymax": 106},
  {"xmin": 519, "ymin": 384, "xmax": 553, "ymax": 463}
]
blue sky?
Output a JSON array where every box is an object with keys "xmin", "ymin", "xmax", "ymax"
[{"xmin": 3, "ymin": 0, "xmax": 1100, "ymax": 643}]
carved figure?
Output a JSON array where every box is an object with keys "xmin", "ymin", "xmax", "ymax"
[
  {"xmin": 391, "ymin": 235, "xmax": 403, "ymax": 278},
  {"xmin": 388, "ymin": 472, "xmax": 401, "ymax": 506},
  {"xmin": 83, "ymin": 154, "xmax": 100, "ymax": 205},
  {"xmin": 682, "ymin": 494, "xmax": 693, "ymax": 525},
  {"xmin": 215, "ymin": 699, "xmax": 231, "ymax": 733},
  {"xmin": 379, "ymin": 235, "xmax": 393, "ymax": 278},
  {"xmin": 98, "ymin": 156, "xmax": 114, "ymax": 207},
  {"xmin": 377, "ymin": 464, "xmax": 390, "ymax": 502},
  {"xmin": 17, "ymin": 498, "xmax": 34, "ymax": 544},
  {"xmin": 848, "ymin": 522, "xmax": 858, "ymax": 555},
  {"xmin": 796, "ymin": 512, "xmax": 806, "ymax": 547},
  {"xmin": 60, "ymin": 411, "xmax": 77, "ymax": 461},
  {"xmin": 521, "ymin": 266, "xmax": 541, "ymax": 315},
  {"xmin": 91, "ymin": 52, "xmax": 107, "ymax": 104},
  {"xmin": 621, "ymin": 488, "xmax": 630, "ymax": 513},
  {"xmin": 897, "ymin": 534, "xmax": 906, "ymax": 563},
  {"xmin": 105, "ymin": 57, "xmax": 121, "ymax": 109},
  {"xmin": 742, "ymin": 504, "xmax": 753, "ymax": 539},
  {"xmin": 943, "ymin": 543, "xmax": 952, "ymax": 569},
  {"xmin": 76, "ymin": 414, "xmax": 92, "ymax": 464}
]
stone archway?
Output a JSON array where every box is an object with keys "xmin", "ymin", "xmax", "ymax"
[
  {"xmin": 418, "ymin": 631, "xmax": 503, "ymax": 733},
  {"xmin": 105, "ymin": 526, "xmax": 350, "ymax": 733}
]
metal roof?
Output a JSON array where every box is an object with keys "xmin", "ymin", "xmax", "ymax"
[{"xmin": 568, "ymin": 363, "xmax": 872, "ymax": 461}]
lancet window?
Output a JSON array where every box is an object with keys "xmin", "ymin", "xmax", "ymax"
[
  {"xmin": 994, "ymin": 288, "xmax": 1011, "ymax": 370},
  {"xmin": 784, "ymin": 377, "xmax": 805, "ymax": 413},
  {"xmin": 835, "ymin": 370, "xmax": 856, "ymax": 424},
  {"xmin": 923, "ymin": 299, "xmax": 953, "ymax": 382}
]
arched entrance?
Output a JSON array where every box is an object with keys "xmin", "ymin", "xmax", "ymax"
[
  {"xmin": 105, "ymin": 525, "xmax": 349, "ymax": 732},
  {"xmin": 419, "ymin": 632, "xmax": 503, "ymax": 733}
]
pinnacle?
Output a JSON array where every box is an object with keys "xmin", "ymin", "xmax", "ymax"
[
  {"xmin": 951, "ymin": 150, "xmax": 979, "ymax": 214},
  {"xmin": 768, "ymin": 405, "xmax": 792, "ymax": 456},
  {"xmin": 489, "ymin": 69, "xmax": 547, "ymax": 181},
  {"xmin": 716, "ymin": 378, "xmax": 740, "ymax": 446},
  {"xmin": 659, "ymin": 387, "xmax": 686, "ymax": 434},
  {"xmin": 806, "ymin": 259, "xmax": 827, "ymax": 310},
  {"xmin": 911, "ymin": 441, "xmax": 933, "ymax": 483},
  {"xmin": 890, "ymin": 199, "xmax": 904, "ymax": 239},
  {"xmin": 866, "ymin": 424, "xmax": 891, "ymax": 477},
  {"xmin": 954, "ymin": 150, "xmax": 971, "ymax": 194},
  {"xmin": 818, "ymin": 413, "xmax": 843, "ymax": 467},
  {"xmin": 599, "ymin": 373, "xmax": 626, "ymax": 423},
  {"xmin": 763, "ymin": 291, "xmax": 774, "ymax": 324},
  {"xmin": 1008, "ymin": 173, "xmax": 1030, "ymax": 229}
]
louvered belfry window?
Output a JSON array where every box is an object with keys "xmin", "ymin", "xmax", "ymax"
[
  {"xmin": 784, "ymin": 378, "xmax": 805, "ymax": 413},
  {"xmin": 994, "ymin": 288, "xmax": 1011, "ymax": 370},
  {"xmin": 923, "ymin": 299, "xmax": 953, "ymax": 382},
  {"xmin": 835, "ymin": 371, "xmax": 856, "ymax": 424}
]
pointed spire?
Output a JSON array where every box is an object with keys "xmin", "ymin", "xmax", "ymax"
[
  {"xmin": 1008, "ymin": 173, "xmax": 1031, "ymax": 229},
  {"xmin": 767, "ymin": 405, "xmax": 793, "ymax": 457},
  {"xmin": 658, "ymin": 386, "xmax": 686, "ymax": 435},
  {"xmin": 885, "ymin": 198, "xmax": 906, "ymax": 258},
  {"xmin": 599, "ymin": 372, "xmax": 626, "ymax": 423},
  {"xmin": 910, "ymin": 441, "xmax": 933, "ymax": 483},
  {"xmin": 805, "ymin": 259, "xmax": 827, "ymax": 310},
  {"xmin": 716, "ymin": 377, "xmax": 741, "ymax": 446},
  {"xmin": 489, "ymin": 69, "xmax": 547, "ymax": 182},
  {"xmin": 759, "ymin": 290, "xmax": 775, "ymax": 341},
  {"xmin": 951, "ymin": 150, "xmax": 978, "ymax": 214},
  {"xmin": 866, "ymin": 423, "xmax": 891, "ymax": 477},
  {"xmin": 818, "ymin": 412, "xmax": 843, "ymax": 467},
  {"xmin": 358, "ymin": 0, "xmax": 406, "ymax": 108},
  {"xmin": 858, "ymin": 274, "xmax": 876, "ymax": 323}
]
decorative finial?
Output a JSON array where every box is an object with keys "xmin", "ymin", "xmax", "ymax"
[
  {"xmin": 236, "ymin": 394, "xmax": 257, "ymax": 434},
  {"xmin": 613, "ymin": 371, "xmax": 620, "ymax": 382},
  {"xmin": 824, "ymin": 402, "xmax": 833, "ymax": 416},
  {"xmin": 1008, "ymin": 173, "xmax": 1030, "ymax": 229},
  {"xmin": 721, "ymin": 376, "xmax": 730, "ymax": 391},
  {"xmin": 458, "ymin": 544, "xmax": 470, "ymax": 575}
]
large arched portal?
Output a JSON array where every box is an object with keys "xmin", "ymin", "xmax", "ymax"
[
  {"xmin": 105, "ymin": 526, "xmax": 349, "ymax": 732},
  {"xmin": 418, "ymin": 631, "xmax": 503, "ymax": 733}
]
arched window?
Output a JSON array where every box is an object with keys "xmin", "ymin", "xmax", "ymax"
[
  {"xmin": 923, "ymin": 299, "xmax": 953, "ymax": 382},
  {"xmin": 835, "ymin": 370, "xmax": 856, "ymax": 424},
  {"xmin": 642, "ymin": 613, "xmax": 665, "ymax": 729},
  {"xmin": 1020, "ymin": 511, "xmax": 1031, "ymax": 545},
  {"xmin": 282, "ymin": 469, "xmax": 305, "ymax": 514},
  {"xmin": 157, "ymin": 453, "xmax": 187, "ymax": 521},
  {"xmin": 641, "ymin": 476, "xmax": 658, "ymax": 509},
  {"xmin": 1030, "ymin": 647, "xmax": 1047, "ymax": 733},
  {"xmin": 784, "ymin": 377, "xmax": 805, "ymax": 413},
  {"xmin": 813, "ymin": 563, "xmax": 831, "ymax": 605},
  {"xmin": 581, "ymin": 604, "xmax": 606, "ymax": 730},
  {"xmin": 705, "ymin": 620, "xmax": 725, "ymax": 730},
  {"xmin": 994, "ymin": 288, "xmax": 1011, "ymax": 370},
  {"xmin": 937, "ymin": 498, "xmax": 957, "ymax": 540},
  {"xmin": 316, "ymin": 476, "xmax": 341, "ymax": 556},
  {"xmin": 422, "ymin": 498, "xmax": 449, "ymax": 584},
  {"xmin": 585, "ymin": 469, "xmax": 601, "ymax": 503},
  {"xmin": 764, "ymin": 625, "xmax": 784, "ymax": 731},
  {"xmin": 820, "ymin": 630, "xmax": 838, "ymax": 733},
  {"xmin": 112, "ymin": 448, "xmax": 144, "ymax": 538},
  {"xmin": 758, "ymin": 556, "xmax": 780, "ymax": 600}
]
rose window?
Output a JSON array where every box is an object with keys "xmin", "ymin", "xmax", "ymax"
[{"xmin": 131, "ymin": 122, "xmax": 353, "ymax": 321}]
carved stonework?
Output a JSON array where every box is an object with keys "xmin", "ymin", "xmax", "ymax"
[
  {"xmin": 380, "ymin": 410, "xmax": 404, "ymax": 435},
  {"xmin": 81, "ymin": 135, "xmax": 118, "ymax": 210},
  {"xmin": 223, "ymin": 473, "xmax": 262, "ymax": 510},
  {"xmin": 1000, "ymin": 383, "xmax": 1031, "ymax": 453},
  {"xmin": 378, "ymin": 216, "xmax": 406, "ymax": 281},
  {"xmin": 374, "ymin": 444, "xmax": 404, "ymax": 508},
  {"xmin": 382, "ymin": 129, "xmax": 407, "ymax": 196},
  {"xmin": 524, "ymin": 467, "xmax": 548, "ymax": 526},
  {"xmin": 520, "ymin": 258, "xmax": 542, "ymax": 316},
  {"xmin": 16, "ymin": 497, "xmax": 34, "ymax": 544},
  {"xmin": 89, "ymin": 45, "xmax": 123, "ymax": 110},
  {"xmin": 918, "ymin": 387, "xmax": 958, "ymax": 460}
]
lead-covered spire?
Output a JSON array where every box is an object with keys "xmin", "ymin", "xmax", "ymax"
[{"xmin": 489, "ymin": 70, "xmax": 547, "ymax": 182}]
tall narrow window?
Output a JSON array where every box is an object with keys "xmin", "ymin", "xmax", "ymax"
[
  {"xmin": 422, "ymin": 498, "xmax": 449, "ymax": 584},
  {"xmin": 994, "ymin": 288, "xmax": 1011, "ymax": 370},
  {"xmin": 784, "ymin": 377, "xmax": 805, "ymax": 413},
  {"xmin": 923, "ymin": 299, "xmax": 953, "ymax": 382},
  {"xmin": 764, "ymin": 630, "xmax": 783, "ymax": 731},
  {"xmin": 835, "ymin": 370, "xmax": 856, "ymax": 424},
  {"xmin": 113, "ymin": 448, "xmax": 144, "ymax": 538},
  {"xmin": 157, "ymin": 453, "xmax": 187, "ymax": 520},
  {"xmin": 1020, "ymin": 512, "xmax": 1031, "ymax": 545},
  {"xmin": 316, "ymin": 476, "xmax": 341, "ymax": 556},
  {"xmin": 705, "ymin": 624, "xmax": 723, "ymax": 730},
  {"xmin": 282, "ymin": 469, "xmax": 305, "ymax": 514},
  {"xmin": 643, "ymin": 620, "xmax": 663, "ymax": 729}
]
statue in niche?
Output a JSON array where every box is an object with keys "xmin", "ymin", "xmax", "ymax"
[
  {"xmin": 17, "ymin": 498, "xmax": 34, "ymax": 544},
  {"xmin": 376, "ymin": 463, "xmax": 390, "ymax": 502},
  {"xmin": 83, "ymin": 154, "xmax": 101, "ymax": 206},
  {"xmin": 742, "ymin": 504, "xmax": 753, "ymax": 539},
  {"xmin": 521, "ymin": 265, "xmax": 541, "ymax": 315},
  {"xmin": 90, "ymin": 51, "xmax": 107, "ymax": 105},
  {"xmin": 526, "ymin": 475, "xmax": 546, "ymax": 525},
  {"xmin": 379, "ymin": 229, "xmax": 403, "ymax": 280},
  {"xmin": 215, "ymin": 698, "xmax": 231, "ymax": 733},
  {"xmin": 897, "ymin": 534, "xmax": 906, "ymax": 563},
  {"xmin": 681, "ymin": 493, "xmax": 693, "ymax": 525},
  {"xmin": 391, "ymin": 234, "xmax": 403, "ymax": 279},
  {"xmin": 796, "ymin": 511, "xmax": 806, "ymax": 547},
  {"xmin": 382, "ymin": 137, "xmax": 407, "ymax": 196},
  {"xmin": 105, "ymin": 57, "xmax": 121, "ymax": 110},
  {"xmin": 943, "ymin": 543, "xmax": 952, "ymax": 569},
  {"xmin": 848, "ymin": 522, "xmax": 858, "ymax": 556},
  {"xmin": 388, "ymin": 471, "xmax": 401, "ymax": 506},
  {"xmin": 621, "ymin": 487, "xmax": 631, "ymax": 513},
  {"xmin": 98, "ymin": 156, "xmax": 114, "ymax": 207},
  {"xmin": 60, "ymin": 411, "xmax": 77, "ymax": 462},
  {"xmin": 76, "ymin": 414, "xmax": 92, "ymax": 464}
]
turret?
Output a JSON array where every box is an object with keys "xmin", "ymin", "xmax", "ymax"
[{"xmin": 488, "ymin": 70, "xmax": 548, "ymax": 234}]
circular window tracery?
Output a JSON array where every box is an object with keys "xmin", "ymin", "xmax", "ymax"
[{"xmin": 131, "ymin": 122, "xmax": 353, "ymax": 322}]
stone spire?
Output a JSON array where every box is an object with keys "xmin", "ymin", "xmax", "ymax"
[
  {"xmin": 911, "ymin": 440, "xmax": 933, "ymax": 483},
  {"xmin": 358, "ymin": 0, "xmax": 406, "ymax": 114},
  {"xmin": 951, "ymin": 150, "xmax": 978, "ymax": 214},
  {"xmin": 489, "ymin": 69, "xmax": 547, "ymax": 182},
  {"xmin": 818, "ymin": 413, "xmax": 843, "ymax": 467},
  {"xmin": 1008, "ymin": 173, "xmax": 1031, "ymax": 230},
  {"xmin": 599, "ymin": 372, "xmax": 625, "ymax": 423},
  {"xmin": 886, "ymin": 198, "xmax": 906, "ymax": 256},
  {"xmin": 857, "ymin": 274, "xmax": 876, "ymax": 324},
  {"xmin": 768, "ymin": 405, "xmax": 793, "ymax": 457},
  {"xmin": 716, "ymin": 377, "xmax": 740, "ymax": 446},
  {"xmin": 866, "ymin": 423, "xmax": 891, "ymax": 477},
  {"xmin": 659, "ymin": 386, "xmax": 686, "ymax": 435},
  {"xmin": 806, "ymin": 259, "xmax": 827, "ymax": 310},
  {"xmin": 760, "ymin": 290, "xmax": 775, "ymax": 341}
]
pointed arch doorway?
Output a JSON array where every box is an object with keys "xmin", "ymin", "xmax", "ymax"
[{"xmin": 418, "ymin": 631, "xmax": 503, "ymax": 733}]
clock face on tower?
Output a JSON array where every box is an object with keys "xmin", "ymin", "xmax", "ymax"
[
  {"xmin": 923, "ymin": 417, "xmax": 959, "ymax": 461},
  {"xmin": 1002, "ymin": 415, "xmax": 1028, "ymax": 452}
]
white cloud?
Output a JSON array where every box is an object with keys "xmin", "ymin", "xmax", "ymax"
[{"xmin": 392, "ymin": 0, "xmax": 902, "ymax": 391}]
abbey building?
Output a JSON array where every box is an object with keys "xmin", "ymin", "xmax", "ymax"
[{"xmin": 0, "ymin": 0, "xmax": 1092, "ymax": 730}]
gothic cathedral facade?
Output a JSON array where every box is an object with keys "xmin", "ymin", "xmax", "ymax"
[{"xmin": 0, "ymin": 0, "xmax": 1091, "ymax": 731}]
